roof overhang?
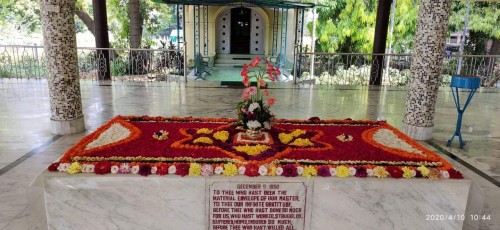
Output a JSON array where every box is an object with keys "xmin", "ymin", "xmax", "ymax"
[{"xmin": 152, "ymin": 0, "xmax": 316, "ymax": 9}]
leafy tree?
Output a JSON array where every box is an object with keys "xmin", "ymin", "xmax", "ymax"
[
  {"xmin": 448, "ymin": 1, "xmax": 499, "ymax": 86},
  {"xmin": 390, "ymin": 0, "xmax": 418, "ymax": 53},
  {"xmin": 107, "ymin": 0, "xmax": 173, "ymax": 48},
  {"xmin": 0, "ymin": 0, "xmax": 41, "ymax": 34},
  {"xmin": 75, "ymin": 0, "xmax": 96, "ymax": 35},
  {"xmin": 312, "ymin": 0, "xmax": 376, "ymax": 53},
  {"xmin": 310, "ymin": 0, "xmax": 418, "ymax": 53},
  {"xmin": 448, "ymin": 1, "xmax": 500, "ymax": 55}
]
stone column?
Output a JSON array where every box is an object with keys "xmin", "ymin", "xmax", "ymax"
[
  {"xmin": 369, "ymin": 0, "xmax": 392, "ymax": 86},
  {"xmin": 92, "ymin": 0, "xmax": 111, "ymax": 80},
  {"xmin": 402, "ymin": 0, "xmax": 452, "ymax": 140},
  {"xmin": 40, "ymin": 0, "xmax": 85, "ymax": 135}
]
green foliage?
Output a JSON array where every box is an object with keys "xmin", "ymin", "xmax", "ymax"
[
  {"xmin": 107, "ymin": 0, "xmax": 173, "ymax": 48},
  {"xmin": 448, "ymin": 1, "xmax": 499, "ymax": 55},
  {"xmin": 0, "ymin": 53, "xmax": 46, "ymax": 78},
  {"xmin": 449, "ymin": 1, "xmax": 500, "ymax": 40},
  {"xmin": 110, "ymin": 55, "xmax": 128, "ymax": 76},
  {"xmin": 390, "ymin": 0, "xmax": 419, "ymax": 53},
  {"xmin": 0, "ymin": 0, "xmax": 41, "ymax": 34},
  {"xmin": 312, "ymin": 0, "xmax": 418, "ymax": 53},
  {"xmin": 299, "ymin": 64, "xmax": 453, "ymax": 87}
]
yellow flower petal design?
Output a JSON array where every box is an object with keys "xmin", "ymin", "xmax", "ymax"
[
  {"xmin": 193, "ymin": 137, "xmax": 214, "ymax": 144},
  {"xmin": 197, "ymin": 128, "xmax": 213, "ymax": 134},
  {"xmin": 234, "ymin": 144, "xmax": 270, "ymax": 156},
  {"xmin": 289, "ymin": 138, "xmax": 314, "ymax": 147},
  {"xmin": 213, "ymin": 131, "xmax": 229, "ymax": 142}
]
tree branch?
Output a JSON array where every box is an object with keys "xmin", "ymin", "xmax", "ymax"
[{"xmin": 74, "ymin": 8, "xmax": 95, "ymax": 37}]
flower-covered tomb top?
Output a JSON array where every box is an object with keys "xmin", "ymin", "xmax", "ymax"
[{"xmin": 49, "ymin": 116, "xmax": 463, "ymax": 179}]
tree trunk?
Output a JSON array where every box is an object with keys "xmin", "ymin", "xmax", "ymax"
[
  {"xmin": 75, "ymin": 9, "xmax": 95, "ymax": 36},
  {"xmin": 485, "ymin": 38, "xmax": 499, "ymax": 87},
  {"xmin": 489, "ymin": 38, "xmax": 500, "ymax": 55},
  {"xmin": 129, "ymin": 0, "xmax": 143, "ymax": 49},
  {"xmin": 74, "ymin": 8, "xmax": 117, "ymax": 60}
]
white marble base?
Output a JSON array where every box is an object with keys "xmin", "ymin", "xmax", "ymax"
[
  {"xmin": 30, "ymin": 172, "xmax": 474, "ymax": 230},
  {"xmin": 401, "ymin": 122, "xmax": 434, "ymax": 140},
  {"xmin": 50, "ymin": 117, "xmax": 85, "ymax": 135}
]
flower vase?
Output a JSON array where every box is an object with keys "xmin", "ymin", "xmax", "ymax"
[{"xmin": 245, "ymin": 128, "xmax": 263, "ymax": 140}]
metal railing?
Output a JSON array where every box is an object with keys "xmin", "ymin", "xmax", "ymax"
[
  {"xmin": 0, "ymin": 45, "xmax": 186, "ymax": 82},
  {"xmin": 297, "ymin": 53, "xmax": 499, "ymax": 87},
  {"xmin": 1, "ymin": 45, "xmax": 498, "ymax": 87},
  {"xmin": 0, "ymin": 45, "xmax": 46, "ymax": 79}
]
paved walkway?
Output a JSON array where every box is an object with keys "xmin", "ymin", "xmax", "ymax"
[{"xmin": 0, "ymin": 79, "xmax": 498, "ymax": 229}]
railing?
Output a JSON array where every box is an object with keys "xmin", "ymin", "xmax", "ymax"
[
  {"xmin": 297, "ymin": 53, "xmax": 499, "ymax": 87},
  {"xmin": 0, "ymin": 45, "xmax": 186, "ymax": 82},
  {"xmin": 1, "ymin": 45, "xmax": 498, "ymax": 87}
]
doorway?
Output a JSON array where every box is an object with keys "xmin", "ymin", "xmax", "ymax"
[{"xmin": 230, "ymin": 7, "xmax": 251, "ymax": 54}]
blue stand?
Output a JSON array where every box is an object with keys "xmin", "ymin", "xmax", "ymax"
[{"xmin": 447, "ymin": 75, "xmax": 480, "ymax": 148}]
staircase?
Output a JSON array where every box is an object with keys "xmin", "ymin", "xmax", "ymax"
[{"xmin": 214, "ymin": 54, "xmax": 266, "ymax": 68}]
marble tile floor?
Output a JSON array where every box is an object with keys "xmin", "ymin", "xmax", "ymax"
[{"xmin": 0, "ymin": 79, "xmax": 498, "ymax": 229}]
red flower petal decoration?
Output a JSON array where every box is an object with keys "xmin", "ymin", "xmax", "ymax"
[
  {"xmin": 244, "ymin": 164, "xmax": 259, "ymax": 177},
  {"xmin": 156, "ymin": 164, "xmax": 169, "ymax": 175},
  {"xmin": 318, "ymin": 166, "xmax": 331, "ymax": 177},
  {"xmin": 448, "ymin": 168, "xmax": 464, "ymax": 179},
  {"xmin": 282, "ymin": 164, "xmax": 298, "ymax": 177},
  {"xmin": 354, "ymin": 167, "xmax": 368, "ymax": 178},
  {"xmin": 139, "ymin": 164, "xmax": 152, "ymax": 177},
  {"xmin": 176, "ymin": 163, "xmax": 189, "ymax": 177},
  {"xmin": 48, "ymin": 162, "xmax": 60, "ymax": 172},
  {"xmin": 95, "ymin": 161, "xmax": 112, "ymax": 175},
  {"xmin": 387, "ymin": 166, "xmax": 403, "ymax": 179}
]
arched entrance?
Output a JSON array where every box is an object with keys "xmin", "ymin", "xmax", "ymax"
[{"xmin": 217, "ymin": 8, "xmax": 264, "ymax": 55}]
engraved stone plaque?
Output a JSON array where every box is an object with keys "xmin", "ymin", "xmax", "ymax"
[{"xmin": 209, "ymin": 182, "xmax": 307, "ymax": 230}]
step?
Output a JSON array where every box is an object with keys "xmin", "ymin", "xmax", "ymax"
[
  {"xmin": 216, "ymin": 54, "xmax": 266, "ymax": 60},
  {"xmin": 213, "ymin": 63, "xmax": 245, "ymax": 68},
  {"xmin": 214, "ymin": 59, "xmax": 250, "ymax": 65}
]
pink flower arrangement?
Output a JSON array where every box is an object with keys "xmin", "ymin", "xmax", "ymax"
[{"xmin": 236, "ymin": 57, "xmax": 280, "ymax": 130}]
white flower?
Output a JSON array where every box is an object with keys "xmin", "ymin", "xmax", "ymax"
[
  {"xmin": 248, "ymin": 102, "xmax": 260, "ymax": 112},
  {"xmin": 131, "ymin": 165, "xmax": 140, "ymax": 174},
  {"xmin": 412, "ymin": 170, "xmax": 417, "ymax": 177},
  {"xmin": 81, "ymin": 164, "xmax": 93, "ymax": 173},
  {"xmin": 440, "ymin": 170, "xmax": 450, "ymax": 179},
  {"xmin": 367, "ymin": 168, "xmax": 374, "ymax": 177},
  {"xmin": 119, "ymin": 163, "xmax": 130, "ymax": 173},
  {"xmin": 214, "ymin": 166, "xmax": 224, "ymax": 175},
  {"xmin": 349, "ymin": 167, "xmax": 357, "ymax": 176},
  {"xmin": 168, "ymin": 165, "xmax": 177, "ymax": 174},
  {"xmin": 238, "ymin": 166, "xmax": 246, "ymax": 175},
  {"xmin": 329, "ymin": 168, "xmax": 337, "ymax": 176},
  {"xmin": 151, "ymin": 166, "xmax": 158, "ymax": 174},
  {"xmin": 201, "ymin": 164, "xmax": 214, "ymax": 177},
  {"xmin": 247, "ymin": 120, "xmax": 261, "ymax": 129},
  {"xmin": 110, "ymin": 165, "xmax": 119, "ymax": 174},
  {"xmin": 264, "ymin": 122, "xmax": 271, "ymax": 129},
  {"xmin": 57, "ymin": 163, "xmax": 70, "ymax": 172},
  {"xmin": 296, "ymin": 166, "xmax": 304, "ymax": 175},
  {"xmin": 87, "ymin": 164, "xmax": 95, "ymax": 173},
  {"xmin": 258, "ymin": 165, "xmax": 268, "ymax": 176},
  {"xmin": 276, "ymin": 167, "xmax": 283, "ymax": 176}
]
